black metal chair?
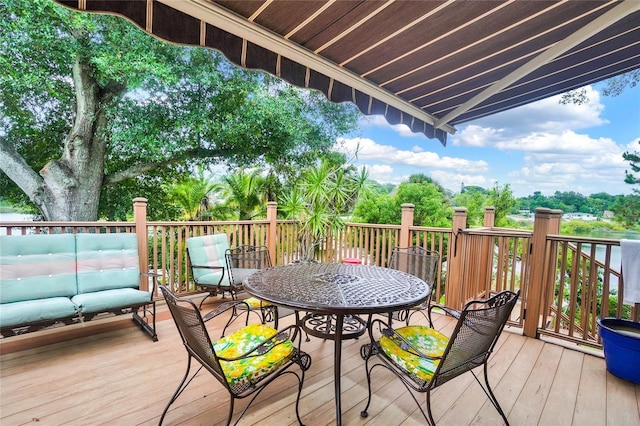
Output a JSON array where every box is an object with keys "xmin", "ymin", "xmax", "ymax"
[
  {"xmin": 225, "ymin": 245, "xmax": 279, "ymax": 332},
  {"xmin": 387, "ymin": 246, "xmax": 439, "ymax": 325},
  {"xmin": 360, "ymin": 289, "xmax": 520, "ymax": 425},
  {"xmin": 158, "ymin": 285, "xmax": 311, "ymax": 426}
]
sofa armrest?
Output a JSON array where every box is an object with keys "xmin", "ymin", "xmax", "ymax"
[{"xmin": 141, "ymin": 271, "xmax": 161, "ymax": 295}]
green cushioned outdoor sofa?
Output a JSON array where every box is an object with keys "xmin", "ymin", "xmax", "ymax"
[{"xmin": 0, "ymin": 233, "xmax": 157, "ymax": 340}]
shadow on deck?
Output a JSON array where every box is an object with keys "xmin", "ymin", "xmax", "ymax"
[{"xmin": 1, "ymin": 300, "xmax": 639, "ymax": 425}]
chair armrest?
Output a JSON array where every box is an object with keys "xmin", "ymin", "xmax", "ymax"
[
  {"xmin": 428, "ymin": 304, "xmax": 461, "ymax": 319},
  {"xmin": 201, "ymin": 300, "xmax": 250, "ymax": 322},
  {"xmin": 191, "ymin": 264, "xmax": 225, "ymax": 271},
  {"xmin": 140, "ymin": 271, "xmax": 161, "ymax": 294},
  {"xmin": 190, "ymin": 265, "xmax": 225, "ymax": 287}
]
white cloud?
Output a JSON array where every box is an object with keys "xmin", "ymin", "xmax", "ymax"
[
  {"xmin": 430, "ymin": 171, "xmax": 488, "ymax": 193},
  {"xmin": 445, "ymin": 86, "xmax": 636, "ymax": 196},
  {"xmin": 344, "ymin": 85, "xmax": 637, "ymax": 197},
  {"xmin": 459, "ymin": 86, "xmax": 606, "ymax": 137},
  {"xmin": 363, "ymin": 164, "xmax": 408, "ymax": 184},
  {"xmin": 335, "ymin": 137, "xmax": 488, "ymax": 171}
]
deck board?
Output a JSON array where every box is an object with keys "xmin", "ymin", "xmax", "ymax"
[{"xmin": 1, "ymin": 304, "xmax": 639, "ymax": 426}]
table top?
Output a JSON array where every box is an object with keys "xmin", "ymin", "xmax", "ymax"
[{"xmin": 243, "ymin": 262, "xmax": 429, "ymax": 315}]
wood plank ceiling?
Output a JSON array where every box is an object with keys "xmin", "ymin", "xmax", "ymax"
[{"xmin": 56, "ymin": 0, "xmax": 640, "ymax": 145}]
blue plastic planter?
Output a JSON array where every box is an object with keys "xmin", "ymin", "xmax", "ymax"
[{"xmin": 597, "ymin": 318, "xmax": 640, "ymax": 384}]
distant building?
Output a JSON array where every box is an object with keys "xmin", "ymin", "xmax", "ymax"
[{"xmin": 563, "ymin": 212, "xmax": 598, "ymax": 221}]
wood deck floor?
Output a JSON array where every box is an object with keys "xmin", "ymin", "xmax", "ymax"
[{"xmin": 1, "ymin": 302, "xmax": 639, "ymax": 426}]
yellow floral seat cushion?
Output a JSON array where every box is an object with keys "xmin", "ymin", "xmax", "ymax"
[
  {"xmin": 379, "ymin": 325, "xmax": 449, "ymax": 381},
  {"xmin": 213, "ymin": 323, "xmax": 294, "ymax": 387},
  {"xmin": 243, "ymin": 297, "xmax": 273, "ymax": 309}
]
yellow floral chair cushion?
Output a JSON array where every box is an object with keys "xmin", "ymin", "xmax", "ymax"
[
  {"xmin": 213, "ymin": 323, "xmax": 294, "ymax": 387},
  {"xmin": 379, "ymin": 325, "xmax": 449, "ymax": 381},
  {"xmin": 243, "ymin": 297, "xmax": 273, "ymax": 309}
]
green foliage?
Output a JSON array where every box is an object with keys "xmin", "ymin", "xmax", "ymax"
[
  {"xmin": 559, "ymin": 69, "xmax": 638, "ymax": 104},
  {"xmin": 487, "ymin": 183, "xmax": 516, "ymax": 227},
  {"xmin": 165, "ymin": 167, "xmax": 220, "ymax": 221},
  {"xmin": 219, "ymin": 170, "xmax": 268, "ymax": 220},
  {"xmin": 612, "ymin": 195, "xmax": 640, "ymax": 228},
  {"xmin": 515, "ymin": 190, "xmax": 638, "ymax": 229},
  {"xmin": 279, "ymin": 158, "xmax": 369, "ymax": 259},
  {"xmin": 623, "ymin": 141, "xmax": 640, "ymax": 190},
  {"xmin": 453, "ymin": 191, "xmax": 486, "ymax": 226},
  {"xmin": 353, "ymin": 174, "xmax": 452, "ymax": 227},
  {"xmin": 0, "ymin": 0, "xmax": 359, "ymax": 220},
  {"xmin": 352, "ymin": 192, "xmax": 398, "ymax": 224},
  {"xmin": 560, "ymin": 220, "xmax": 627, "ymax": 236}
]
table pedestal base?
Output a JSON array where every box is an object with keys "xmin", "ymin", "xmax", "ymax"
[{"xmin": 300, "ymin": 313, "xmax": 366, "ymax": 340}]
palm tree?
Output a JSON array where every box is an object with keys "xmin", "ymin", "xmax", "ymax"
[
  {"xmin": 221, "ymin": 170, "xmax": 267, "ymax": 220},
  {"xmin": 280, "ymin": 159, "xmax": 369, "ymax": 260},
  {"xmin": 167, "ymin": 167, "xmax": 220, "ymax": 221}
]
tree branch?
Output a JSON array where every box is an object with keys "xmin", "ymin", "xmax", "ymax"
[
  {"xmin": 0, "ymin": 137, "xmax": 52, "ymax": 217},
  {"xmin": 103, "ymin": 147, "xmax": 222, "ymax": 185}
]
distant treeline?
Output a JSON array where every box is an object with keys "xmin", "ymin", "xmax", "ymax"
[{"xmin": 514, "ymin": 191, "xmax": 626, "ymax": 215}]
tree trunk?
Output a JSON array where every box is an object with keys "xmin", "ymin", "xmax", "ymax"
[{"xmin": 38, "ymin": 57, "xmax": 107, "ymax": 221}]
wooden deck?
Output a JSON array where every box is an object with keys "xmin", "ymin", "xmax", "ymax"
[{"xmin": 1, "ymin": 302, "xmax": 639, "ymax": 426}]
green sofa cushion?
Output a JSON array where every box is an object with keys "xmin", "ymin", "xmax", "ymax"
[
  {"xmin": 0, "ymin": 234, "xmax": 77, "ymax": 304},
  {"xmin": 76, "ymin": 233, "xmax": 140, "ymax": 294},
  {"xmin": 0, "ymin": 298, "xmax": 78, "ymax": 328},
  {"xmin": 72, "ymin": 288, "xmax": 152, "ymax": 314}
]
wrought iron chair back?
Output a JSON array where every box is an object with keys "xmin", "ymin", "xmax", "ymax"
[
  {"xmin": 159, "ymin": 285, "xmax": 311, "ymax": 426},
  {"xmin": 361, "ymin": 289, "xmax": 520, "ymax": 425},
  {"xmin": 225, "ymin": 245, "xmax": 278, "ymax": 332},
  {"xmin": 388, "ymin": 246, "xmax": 439, "ymax": 325},
  {"xmin": 433, "ymin": 290, "xmax": 518, "ymax": 387},
  {"xmin": 225, "ymin": 244, "xmax": 272, "ymax": 287}
]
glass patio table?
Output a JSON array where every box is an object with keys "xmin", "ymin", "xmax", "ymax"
[{"xmin": 243, "ymin": 262, "xmax": 430, "ymax": 426}]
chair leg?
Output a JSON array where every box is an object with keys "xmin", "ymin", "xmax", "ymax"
[
  {"xmin": 481, "ymin": 362, "xmax": 510, "ymax": 425},
  {"xmin": 359, "ymin": 345, "xmax": 375, "ymax": 418},
  {"xmin": 360, "ymin": 343, "xmax": 434, "ymax": 425},
  {"xmin": 198, "ymin": 291, "xmax": 216, "ymax": 310},
  {"xmin": 293, "ymin": 366, "xmax": 307, "ymax": 425},
  {"xmin": 294, "ymin": 311, "xmax": 310, "ymax": 342},
  {"xmin": 160, "ymin": 356, "xmax": 201, "ymax": 425},
  {"xmin": 226, "ymin": 395, "xmax": 235, "ymax": 426},
  {"xmin": 263, "ymin": 305, "xmax": 278, "ymax": 329},
  {"xmin": 425, "ymin": 390, "xmax": 437, "ymax": 426},
  {"xmin": 221, "ymin": 304, "xmax": 251, "ymax": 338}
]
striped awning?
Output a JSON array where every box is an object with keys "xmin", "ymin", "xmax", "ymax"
[{"xmin": 55, "ymin": 0, "xmax": 640, "ymax": 145}]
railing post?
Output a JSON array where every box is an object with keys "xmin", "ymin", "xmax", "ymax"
[
  {"xmin": 540, "ymin": 209, "xmax": 563, "ymax": 327},
  {"xmin": 133, "ymin": 197, "xmax": 149, "ymax": 291},
  {"xmin": 523, "ymin": 207, "xmax": 553, "ymax": 338},
  {"xmin": 483, "ymin": 206, "xmax": 495, "ymax": 227},
  {"xmin": 447, "ymin": 207, "xmax": 468, "ymax": 309},
  {"xmin": 399, "ymin": 203, "xmax": 414, "ymax": 248},
  {"xmin": 267, "ymin": 201, "xmax": 277, "ymax": 266}
]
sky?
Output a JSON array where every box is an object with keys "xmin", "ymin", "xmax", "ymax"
[{"xmin": 334, "ymin": 82, "xmax": 640, "ymax": 198}]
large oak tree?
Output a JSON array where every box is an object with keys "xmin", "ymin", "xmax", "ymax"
[{"xmin": 0, "ymin": 0, "xmax": 359, "ymax": 220}]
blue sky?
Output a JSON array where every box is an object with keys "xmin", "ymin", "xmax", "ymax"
[{"xmin": 335, "ymin": 83, "xmax": 640, "ymax": 198}]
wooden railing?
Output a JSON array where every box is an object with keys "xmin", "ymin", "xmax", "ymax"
[
  {"xmin": 538, "ymin": 235, "xmax": 628, "ymax": 348},
  {"xmin": 2, "ymin": 201, "xmax": 637, "ymax": 351},
  {"xmin": 453, "ymin": 227, "xmax": 532, "ymax": 329}
]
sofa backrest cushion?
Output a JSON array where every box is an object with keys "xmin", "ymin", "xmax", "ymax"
[
  {"xmin": 76, "ymin": 233, "xmax": 140, "ymax": 294},
  {"xmin": 186, "ymin": 234, "xmax": 230, "ymax": 282},
  {"xmin": 0, "ymin": 234, "xmax": 77, "ymax": 303}
]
